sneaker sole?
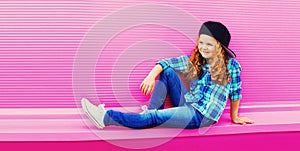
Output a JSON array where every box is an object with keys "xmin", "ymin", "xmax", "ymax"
[{"xmin": 81, "ymin": 99, "xmax": 104, "ymax": 129}]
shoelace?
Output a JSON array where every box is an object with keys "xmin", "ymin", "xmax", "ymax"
[
  {"xmin": 140, "ymin": 105, "xmax": 149, "ymax": 114},
  {"xmin": 97, "ymin": 104, "xmax": 106, "ymax": 111},
  {"xmin": 141, "ymin": 105, "xmax": 148, "ymax": 111}
]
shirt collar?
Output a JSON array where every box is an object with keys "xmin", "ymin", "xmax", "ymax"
[{"xmin": 202, "ymin": 64, "xmax": 210, "ymax": 71}]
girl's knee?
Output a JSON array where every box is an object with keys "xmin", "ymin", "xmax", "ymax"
[{"xmin": 160, "ymin": 67, "xmax": 176, "ymax": 78}]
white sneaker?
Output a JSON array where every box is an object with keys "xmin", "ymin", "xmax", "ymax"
[
  {"xmin": 81, "ymin": 98, "xmax": 106, "ymax": 129},
  {"xmin": 139, "ymin": 105, "xmax": 149, "ymax": 114}
]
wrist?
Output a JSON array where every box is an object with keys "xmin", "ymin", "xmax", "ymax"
[
  {"xmin": 146, "ymin": 75, "xmax": 156, "ymax": 80},
  {"xmin": 231, "ymin": 116, "xmax": 239, "ymax": 123},
  {"xmin": 231, "ymin": 114, "xmax": 238, "ymax": 120}
]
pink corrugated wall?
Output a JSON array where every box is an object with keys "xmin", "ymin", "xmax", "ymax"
[{"xmin": 1, "ymin": 0, "xmax": 300, "ymax": 108}]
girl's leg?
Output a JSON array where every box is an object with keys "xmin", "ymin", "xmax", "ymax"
[
  {"xmin": 104, "ymin": 104, "xmax": 213, "ymax": 129},
  {"xmin": 148, "ymin": 67, "xmax": 188, "ymax": 109}
]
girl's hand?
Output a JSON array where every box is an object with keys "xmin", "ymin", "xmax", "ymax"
[
  {"xmin": 139, "ymin": 77, "xmax": 156, "ymax": 95},
  {"xmin": 231, "ymin": 116, "xmax": 254, "ymax": 125}
]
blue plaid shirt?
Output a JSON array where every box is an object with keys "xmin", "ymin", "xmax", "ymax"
[{"xmin": 157, "ymin": 55, "xmax": 242, "ymax": 121}]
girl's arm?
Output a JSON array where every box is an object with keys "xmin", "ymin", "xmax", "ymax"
[
  {"xmin": 139, "ymin": 55, "xmax": 188, "ymax": 95},
  {"xmin": 230, "ymin": 100, "xmax": 254, "ymax": 125},
  {"xmin": 139, "ymin": 64, "xmax": 163, "ymax": 95}
]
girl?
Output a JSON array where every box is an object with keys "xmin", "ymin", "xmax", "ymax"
[{"xmin": 81, "ymin": 21, "xmax": 253, "ymax": 129}]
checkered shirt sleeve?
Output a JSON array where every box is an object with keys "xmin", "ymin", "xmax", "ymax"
[
  {"xmin": 156, "ymin": 55, "xmax": 189, "ymax": 72},
  {"xmin": 229, "ymin": 59, "xmax": 242, "ymax": 101}
]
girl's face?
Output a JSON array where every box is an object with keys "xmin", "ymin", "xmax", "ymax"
[{"xmin": 198, "ymin": 34, "xmax": 219, "ymax": 59}]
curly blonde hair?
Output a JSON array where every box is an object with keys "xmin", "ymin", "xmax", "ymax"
[{"xmin": 183, "ymin": 41, "xmax": 231, "ymax": 85}]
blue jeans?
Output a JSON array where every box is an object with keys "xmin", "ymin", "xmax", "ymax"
[{"xmin": 103, "ymin": 68, "xmax": 216, "ymax": 129}]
